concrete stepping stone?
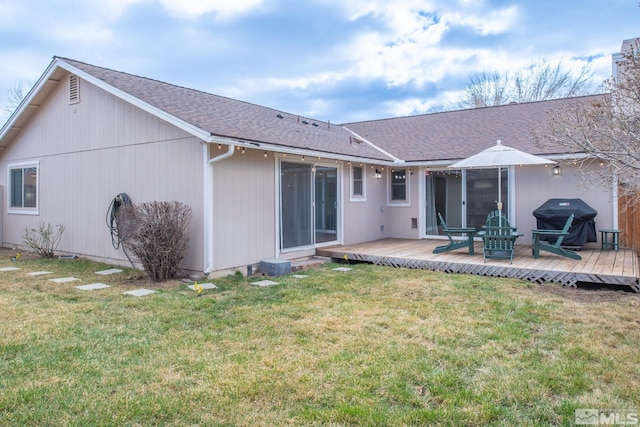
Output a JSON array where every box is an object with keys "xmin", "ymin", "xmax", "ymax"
[
  {"xmin": 28, "ymin": 271, "xmax": 53, "ymax": 276},
  {"xmin": 49, "ymin": 277, "xmax": 80, "ymax": 283},
  {"xmin": 333, "ymin": 267, "xmax": 352, "ymax": 272},
  {"xmin": 77, "ymin": 283, "xmax": 110, "ymax": 291},
  {"xmin": 251, "ymin": 279, "xmax": 278, "ymax": 287},
  {"xmin": 188, "ymin": 283, "xmax": 217, "ymax": 290},
  {"xmin": 0, "ymin": 267, "xmax": 20, "ymax": 272},
  {"xmin": 123, "ymin": 289, "xmax": 156, "ymax": 297},
  {"xmin": 95, "ymin": 268, "xmax": 123, "ymax": 276},
  {"xmin": 291, "ymin": 274, "xmax": 308, "ymax": 279}
]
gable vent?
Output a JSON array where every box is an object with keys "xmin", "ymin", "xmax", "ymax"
[{"xmin": 69, "ymin": 74, "xmax": 80, "ymax": 104}]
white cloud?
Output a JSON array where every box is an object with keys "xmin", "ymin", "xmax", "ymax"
[
  {"xmin": 157, "ymin": 0, "xmax": 264, "ymax": 18},
  {"xmin": 385, "ymin": 89, "xmax": 466, "ymax": 116},
  {"xmin": 310, "ymin": 1, "xmax": 521, "ymax": 89},
  {"xmin": 443, "ymin": 6, "xmax": 518, "ymax": 36}
]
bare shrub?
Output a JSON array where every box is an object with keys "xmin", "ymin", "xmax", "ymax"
[
  {"xmin": 118, "ymin": 201, "xmax": 192, "ymax": 281},
  {"xmin": 22, "ymin": 222, "xmax": 66, "ymax": 258}
]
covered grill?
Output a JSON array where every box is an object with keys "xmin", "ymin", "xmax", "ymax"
[{"xmin": 533, "ymin": 198, "xmax": 597, "ymax": 247}]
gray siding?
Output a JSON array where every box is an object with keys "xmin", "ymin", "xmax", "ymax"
[
  {"xmin": 210, "ymin": 148, "xmax": 276, "ymax": 270},
  {"xmin": 1, "ymin": 71, "xmax": 205, "ymax": 271},
  {"xmin": 513, "ymin": 164, "xmax": 613, "ymax": 246},
  {"xmin": 342, "ymin": 166, "xmax": 389, "ymax": 244}
]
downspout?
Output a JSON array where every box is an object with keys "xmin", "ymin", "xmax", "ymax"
[{"xmin": 203, "ymin": 143, "xmax": 235, "ymax": 274}]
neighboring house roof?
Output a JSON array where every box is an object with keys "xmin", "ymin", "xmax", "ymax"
[
  {"xmin": 0, "ymin": 57, "xmax": 605, "ymax": 165},
  {"xmin": 343, "ymin": 95, "xmax": 606, "ymax": 163}
]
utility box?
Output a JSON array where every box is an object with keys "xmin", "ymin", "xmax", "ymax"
[{"xmin": 259, "ymin": 259, "xmax": 291, "ymax": 276}]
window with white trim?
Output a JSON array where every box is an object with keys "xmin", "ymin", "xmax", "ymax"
[
  {"xmin": 390, "ymin": 168, "xmax": 407, "ymax": 201},
  {"xmin": 8, "ymin": 161, "xmax": 39, "ymax": 213},
  {"xmin": 350, "ymin": 164, "xmax": 366, "ymax": 201}
]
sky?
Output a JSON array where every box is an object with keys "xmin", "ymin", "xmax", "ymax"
[{"xmin": 0, "ymin": 0, "xmax": 638, "ymax": 124}]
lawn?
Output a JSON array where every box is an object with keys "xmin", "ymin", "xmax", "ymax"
[{"xmin": 1, "ymin": 252, "xmax": 639, "ymax": 426}]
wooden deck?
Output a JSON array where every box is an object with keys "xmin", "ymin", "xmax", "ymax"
[{"xmin": 317, "ymin": 239, "xmax": 640, "ymax": 292}]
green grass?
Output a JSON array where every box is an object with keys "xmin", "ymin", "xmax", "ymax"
[{"xmin": 1, "ymin": 253, "xmax": 639, "ymax": 426}]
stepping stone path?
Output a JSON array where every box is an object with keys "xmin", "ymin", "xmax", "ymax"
[
  {"xmin": 95, "ymin": 268, "xmax": 123, "ymax": 276},
  {"xmin": 333, "ymin": 267, "xmax": 352, "ymax": 272},
  {"xmin": 122, "ymin": 289, "xmax": 156, "ymax": 297},
  {"xmin": 291, "ymin": 274, "xmax": 308, "ymax": 279},
  {"xmin": 27, "ymin": 271, "xmax": 53, "ymax": 276},
  {"xmin": 251, "ymin": 279, "xmax": 279, "ymax": 287},
  {"xmin": 77, "ymin": 283, "xmax": 110, "ymax": 291},
  {"xmin": 0, "ymin": 264, "xmax": 179, "ymax": 298},
  {"xmin": 49, "ymin": 277, "xmax": 80, "ymax": 283}
]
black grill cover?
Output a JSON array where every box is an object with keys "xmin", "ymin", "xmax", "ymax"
[{"xmin": 533, "ymin": 198, "xmax": 597, "ymax": 246}]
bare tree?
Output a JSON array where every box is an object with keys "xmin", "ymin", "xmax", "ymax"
[
  {"xmin": 463, "ymin": 58, "xmax": 595, "ymax": 108},
  {"xmin": 3, "ymin": 80, "xmax": 32, "ymax": 121},
  {"xmin": 533, "ymin": 42, "xmax": 640, "ymax": 204}
]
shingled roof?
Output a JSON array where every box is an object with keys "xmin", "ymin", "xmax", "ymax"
[
  {"xmin": 1, "ymin": 57, "xmax": 605, "ymax": 165},
  {"xmin": 56, "ymin": 58, "xmax": 396, "ymax": 162},
  {"xmin": 342, "ymin": 95, "xmax": 605, "ymax": 163}
]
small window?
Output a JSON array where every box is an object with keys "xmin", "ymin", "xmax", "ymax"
[
  {"xmin": 391, "ymin": 168, "xmax": 407, "ymax": 201},
  {"xmin": 8, "ymin": 162, "xmax": 39, "ymax": 214},
  {"xmin": 69, "ymin": 74, "xmax": 80, "ymax": 104},
  {"xmin": 350, "ymin": 165, "xmax": 365, "ymax": 201}
]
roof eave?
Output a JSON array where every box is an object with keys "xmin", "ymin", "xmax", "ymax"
[
  {"xmin": 0, "ymin": 58, "xmax": 62, "ymax": 148},
  {"xmin": 0, "ymin": 58, "xmax": 216, "ymax": 149}
]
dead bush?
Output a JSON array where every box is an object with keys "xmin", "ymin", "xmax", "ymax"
[
  {"xmin": 118, "ymin": 201, "xmax": 192, "ymax": 281},
  {"xmin": 22, "ymin": 222, "xmax": 66, "ymax": 258}
]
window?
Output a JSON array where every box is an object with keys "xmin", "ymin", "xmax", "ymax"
[
  {"xmin": 9, "ymin": 162, "xmax": 38, "ymax": 213},
  {"xmin": 391, "ymin": 168, "xmax": 407, "ymax": 201},
  {"xmin": 350, "ymin": 164, "xmax": 366, "ymax": 201}
]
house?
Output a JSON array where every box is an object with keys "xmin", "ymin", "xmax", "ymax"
[{"xmin": 0, "ymin": 56, "xmax": 618, "ymax": 276}]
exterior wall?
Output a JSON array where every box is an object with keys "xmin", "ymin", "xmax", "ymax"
[
  {"xmin": 210, "ymin": 148, "xmax": 277, "ymax": 270},
  {"xmin": 342, "ymin": 165, "xmax": 422, "ymax": 244},
  {"xmin": 0, "ymin": 72, "xmax": 205, "ymax": 271},
  {"xmin": 512, "ymin": 163, "xmax": 613, "ymax": 246},
  {"xmin": 385, "ymin": 168, "xmax": 421, "ymax": 239},
  {"xmin": 342, "ymin": 164, "xmax": 388, "ymax": 244}
]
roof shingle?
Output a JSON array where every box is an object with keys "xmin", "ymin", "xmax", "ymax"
[
  {"xmin": 342, "ymin": 95, "xmax": 605, "ymax": 163},
  {"xmin": 60, "ymin": 57, "xmax": 394, "ymax": 162}
]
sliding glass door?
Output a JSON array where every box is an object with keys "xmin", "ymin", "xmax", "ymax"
[
  {"xmin": 280, "ymin": 161, "xmax": 339, "ymax": 250},
  {"xmin": 465, "ymin": 168, "xmax": 508, "ymax": 230},
  {"xmin": 315, "ymin": 166, "xmax": 338, "ymax": 244},
  {"xmin": 425, "ymin": 168, "xmax": 508, "ymax": 235}
]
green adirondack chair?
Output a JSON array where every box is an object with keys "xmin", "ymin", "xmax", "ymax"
[
  {"xmin": 482, "ymin": 225, "xmax": 517, "ymax": 263},
  {"xmin": 433, "ymin": 212, "xmax": 476, "ymax": 255},
  {"xmin": 531, "ymin": 213, "xmax": 582, "ymax": 260}
]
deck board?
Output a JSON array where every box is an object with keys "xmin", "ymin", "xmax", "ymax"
[{"xmin": 317, "ymin": 239, "xmax": 639, "ymax": 291}]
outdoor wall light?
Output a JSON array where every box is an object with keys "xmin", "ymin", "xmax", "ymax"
[
  {"xmin": 553, "ymin": 164, "xmax": 561, "ymax": 175},
  {"xmin": 375, "ymin": 169, "xmax": 382, "ymax": 179}
]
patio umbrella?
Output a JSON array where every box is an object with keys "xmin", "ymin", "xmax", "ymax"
[{"xmin": 448, "ymin": 139, "xmax": 556, "ymax": 223}]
